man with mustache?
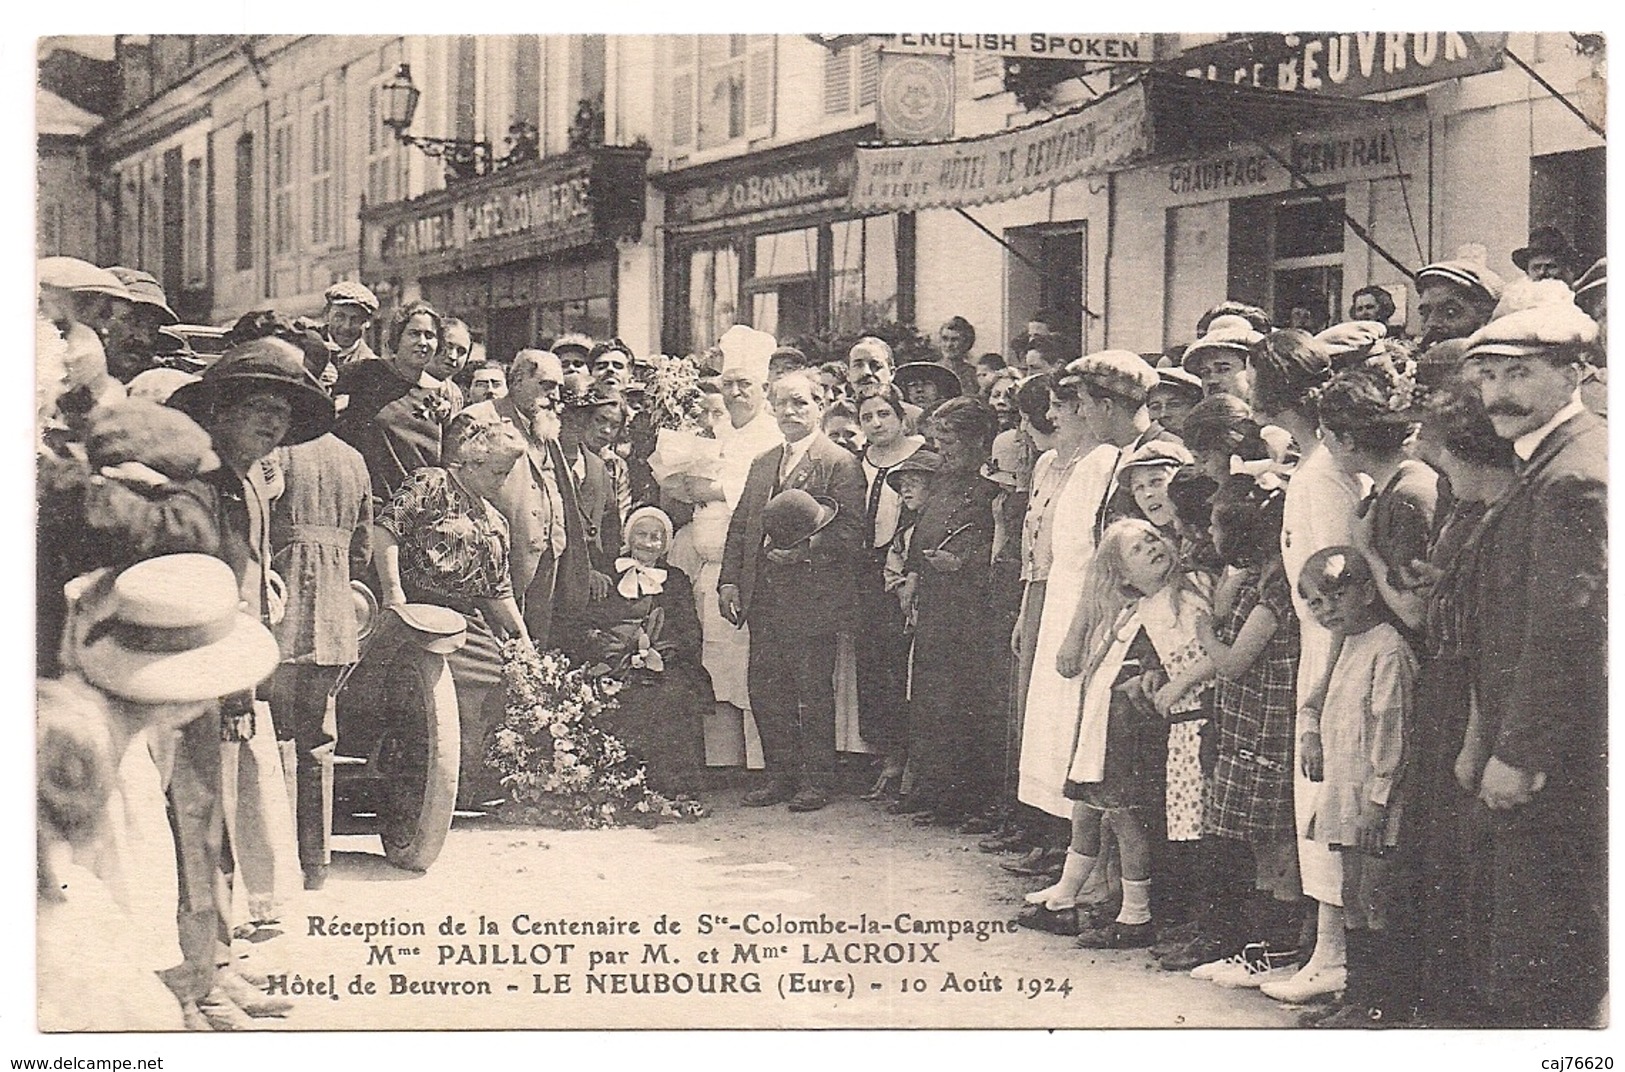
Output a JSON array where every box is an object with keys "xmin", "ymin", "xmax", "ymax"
[
  {"xmin": 1456, "ymin": 300, "xmax": 1607, "ymax": 1027},
  {"xmin": 1414, "ymin": 255, "xmax": 1504, "ymax": 348},
  {"xmin": 846, "ymin": 335, "xmax": 923, "ymax": 431},
  {"xmin": 460, "ymin": 349, "xmax": 569, "ymax": 646}
]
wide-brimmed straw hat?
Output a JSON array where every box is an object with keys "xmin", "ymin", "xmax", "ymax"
[{"xmin": 77, "ymin": 554, "xmax": 280, "ymax": 705}]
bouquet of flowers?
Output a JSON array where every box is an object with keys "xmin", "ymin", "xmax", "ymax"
[
  {"xmin": 485, "ymin": 640, "xmax": 706, "ymax": 829},
  {"xmin": 641, "ymin": 353, "xmax": 723, "ymax": 484}
]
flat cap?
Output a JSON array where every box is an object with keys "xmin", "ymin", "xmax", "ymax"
[
  {"xmin": 1416, "ymin": 257, "xmax": 1505, "ymax": 307},
  {"xmin": 1120, "ymin": 438, "xmax": 1194, "ymax": 473},
  {"xmin": 1463, "ymin": 303, "xmax": 1600, "ymax": 360},
  {"xmin": 323, "ymin": 280, "xmax": 379, "ymax": 315},
  {"xmin": 1183, "ymin": 315, "xmax": 1263, "ymax": 373},
  {"xmin": 1153, "ymin": 365, "xmax": 1204, "ymax": 399},
  {"xmin": 1060, "ymin": 349, "xmax": 1160, "ymax": 404},
  {"xmin": 1315, "ymin": 320, "xmax": 1390, "ymax": 369}
]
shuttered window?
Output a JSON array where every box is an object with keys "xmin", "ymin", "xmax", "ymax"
[{"xmin": 669, "ymin": 35, "xmax": 772, "ymax": 154}]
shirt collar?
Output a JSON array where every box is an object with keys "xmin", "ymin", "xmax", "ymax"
[{"xmin": 1513, "ymin": 393, "xmax": 1585, "ymax": 461}]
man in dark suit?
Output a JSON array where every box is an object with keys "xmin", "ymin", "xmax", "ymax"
[
  {"xmin": 552, "ymin": 378, "xmax": 623, "ymax": 654},
  {"xmin": 1460, "ymin": 302, "xmax": 1607, "ymax": 1027},
  {"xmin": 720, "ymin": 369, "xmax": 865, "ymax": 812},
  {"xmin": 460, "ymin": 349, "xmax": 569, "ymax": 646}
]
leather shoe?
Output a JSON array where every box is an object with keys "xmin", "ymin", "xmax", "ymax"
[
  {"xmin": 787, "ymin": 788, "xmax": 828, "ymax": 813},
  {"xmin": 1075, "ymin": 920, "xmax": 1156, "ymax": 949},
  {"xmin": 1015, "ymin": 903, "xmax": 1083, "ymax": 936},
  {"xmin": 743, "ymin": 783, "xmax": 795, "ymax": 807},
  {"xmin": 1001, "ymin": 846, "xmax": 1064, "ymax": 876},
  {"xmin": 978, "ymin": 830, "xmax": 1029, "ymax": 854}
]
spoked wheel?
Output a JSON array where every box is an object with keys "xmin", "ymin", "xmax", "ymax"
[{"xmin": 374, "ymin": 653, "xmax": 461, "ymax": 871}]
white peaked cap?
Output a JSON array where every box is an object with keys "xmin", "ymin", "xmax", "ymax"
[{"xmin": 717, "ymin": 325, "xmax": 776, "ymax": 384}]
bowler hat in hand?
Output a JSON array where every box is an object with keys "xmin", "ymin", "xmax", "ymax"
[{"xmin": 762, "ymin": 488, "xmax": 839, "ymax": 549}]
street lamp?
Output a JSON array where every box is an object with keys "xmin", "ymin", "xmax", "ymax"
[{"xmin": 380, "ymin": 62, "xmax": 538, "ymax": 181}]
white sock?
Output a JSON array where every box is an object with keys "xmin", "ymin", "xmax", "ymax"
[
  {"xmin": 1116, "ymin": 878, "xmax": 1152, "ymax": 926},
  {"xmin": 1297, "ymin": 901, "xmax": 1347, "ymax": 975},
  {"xmin": 1024, "ymin": 851, "xmax": 1096, "ymax": 908}
]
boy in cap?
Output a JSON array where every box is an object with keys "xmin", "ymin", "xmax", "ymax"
[
  {"xmin": 1054, "ymin": 350, "xmax": 1171, "ymax": 539},
  {"xmin": 321, "ymin": 280, "xmax": 380, "ymax": 379}
]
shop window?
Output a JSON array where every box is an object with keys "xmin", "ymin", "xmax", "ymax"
[
  {"xmin": 824, "ymin": 42, "xmax": 879, "ymax": 116},
  {"xmin": 669, "ymin": 36, "xmax": 773, "ymax": 154},
  {"xmin": 1530, "ymin": 147, "xmax": 1605, "ymax": 268},
  {"xmin": 830, "ymin": 215, "xmax": 899, "ymax": 335},
  {"xmin": 234, "ymin": 134, "xmax": 254, "ymax": 271},
  {"xmin": 1227, "ymin": 189, "xmax": 1346, "ymax": 333},
  {"xmin": 687, "ymin": 244, "xmax": 741, "ymax": 354},
  {"xmin": 1007, "ymin": 224, "xmax": 1086, "ymax": 352}
]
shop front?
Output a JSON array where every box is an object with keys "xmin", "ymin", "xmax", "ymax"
[
  {"xmin": 655, "ymin": 126, "xmax": 916, "ymax": 357},
  {"xmin": 360, "ymin": 144, "xmax": 649, "ymax": 362}
]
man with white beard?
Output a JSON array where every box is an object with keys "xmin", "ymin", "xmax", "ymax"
[
  {"xmin": 666, "ymin": 325, "xmax": 783, "ymax": 770},
  {"xmin": 460, "ymin": 349, "xmax": 569, "ymax": 646}
]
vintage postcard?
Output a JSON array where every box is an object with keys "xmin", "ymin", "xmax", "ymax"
[{"xmin": 21, "ymin": 20, "xmax": 1611, "ymax": 1066}]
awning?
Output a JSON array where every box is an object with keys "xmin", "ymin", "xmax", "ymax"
[{"xmin": 849, "ymin": 71, "xmax": 1405, "ymax": 212}]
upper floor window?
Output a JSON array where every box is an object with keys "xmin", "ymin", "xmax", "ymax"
[
  {"xmin": 824, "ymin": 41, "xmax": 878, "ymax": 115},
  {"xmin": 309, "ymin": 101, "xmax": 334, "ymax": 247},
  {"xmin": 270, "ymin": 118, "xmax": 295, "ymax": 256},
  {"xmin": 668, "ymin": 35, "xmax": 773, "ymax": 154}
]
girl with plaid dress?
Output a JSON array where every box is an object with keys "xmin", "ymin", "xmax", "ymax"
[{"xmin": 1190, "ymin": 474, "xmax": 1304, "ymax": 985}]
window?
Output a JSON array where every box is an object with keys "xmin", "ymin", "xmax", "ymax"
[
  {"xmin": 668, "ymin": 36, "xmax": 774, "ymax": 153},
  {"xmin": 824, "ymin": 42, "xmax": 878, "ymax": 115},
  {"xmin": 1530, "ymin": 147, "xmax": 1606, "ymax": 269},
  {"xmin": 309, "ymin": 101, "xmax": 333, "ymax": 247},
  {"xmin": 677, "ymin": 213, "xmax": 911, "ymax": 352},
  {"xmin": 513, "ymin": 35, "xmax": 542, "ymax": 131},
  {"xmin": 1227, "ymin": 190, "xmax": 1346, "ymax": 332},
  {"xmin": 366, "ymin": 82, "xmax": 408, "ymax": 206},
  {"xmin": 686, "ymin": 244, "xmax": 740, "ymax": 355},
  {"xmin": 185, "ymin": 157, "xmax": 205, "ymax": 287},
  {"xmin": 234, "ymin": 134, "xmax": 254, "ymax": 270},
  {"xmin": 271, "ymin": 118, "xmax": 295, "ymax": 256},
  {"xmin": 830, "ymin": 216, "xmax": 898, "ymax": 335}
]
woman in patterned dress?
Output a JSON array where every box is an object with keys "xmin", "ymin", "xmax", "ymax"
[{"xmin": 373, "ymin": 410, "xmax": 533, "ymax": 804}]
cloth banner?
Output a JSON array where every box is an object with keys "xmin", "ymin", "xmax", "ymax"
[{"xmin": 851, "ymin": 79, "xmax": 1150, "ymax": 211}]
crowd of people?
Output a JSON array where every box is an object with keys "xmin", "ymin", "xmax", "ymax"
[{"xmin": 35, "ymin": 225, "xmax": 1606, "ymax": 1031}]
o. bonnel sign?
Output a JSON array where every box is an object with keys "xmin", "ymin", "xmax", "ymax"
[
  {"xmin": 667, "ymin": 156, "xmax": 857, "ymax": 226},
  {"xmin": 851, "ymin": 79, "xmax": 1150, "ymax": 212}
]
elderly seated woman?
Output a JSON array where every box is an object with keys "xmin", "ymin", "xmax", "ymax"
[{"xmin": 372, "ymin": 409, "xmax": 533, "ymax": 806}]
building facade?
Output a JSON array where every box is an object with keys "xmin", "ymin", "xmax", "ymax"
[{"xmin": 74, "ymin": 33, "xmax": 1606, "ymax": 363}]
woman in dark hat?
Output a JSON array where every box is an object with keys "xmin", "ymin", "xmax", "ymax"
[
  {"xmin": 894, "ymin": 361, "xmax": 964, "ymax": 419},
  {"xmin": 373, "ymin": 410, "xmax": 533, "ymax": 806},
  {"xmin": 890, "ymin": 397, "xmax": 999, "ymax": 827}
]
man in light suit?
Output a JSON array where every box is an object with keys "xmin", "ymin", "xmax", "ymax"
[
  {"xmin": 719, "ymin": 370, "xmax": 865, "ymax": 812},
  {"xmin": 1460, "ymin": 300, "xmax": 1607, "ymax": 1027},
  {"xmin": 460, "ymin": 349, "xmax": 569, "ymax": 646},
  {"xmin": 552, "ymin": 377, "xmax": 623, "ymax": 656}
]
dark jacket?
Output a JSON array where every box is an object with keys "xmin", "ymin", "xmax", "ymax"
[
  {"xmin": 1466, "ymin": 410, "xmax": 1607, "ymax": 793},
  {"xmin": 552, "ymin": 439, "xmax": 622, "ymax": 615},
  {"xmin": 719, "ymin": 432, "xmax": 865, "ymax": 633}
]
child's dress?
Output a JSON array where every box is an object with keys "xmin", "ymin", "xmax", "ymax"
[
  {"xmin": 1308, "ymin": 621, "xmax": 1417, "ymax": 850},
  {"xmin": 1207, "ymin": 566, "xmax": 1302, "ymax": 844},
  {"xmin": 1064, "ymin": 583, "xmax": 1208, "ymax": 821}
]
